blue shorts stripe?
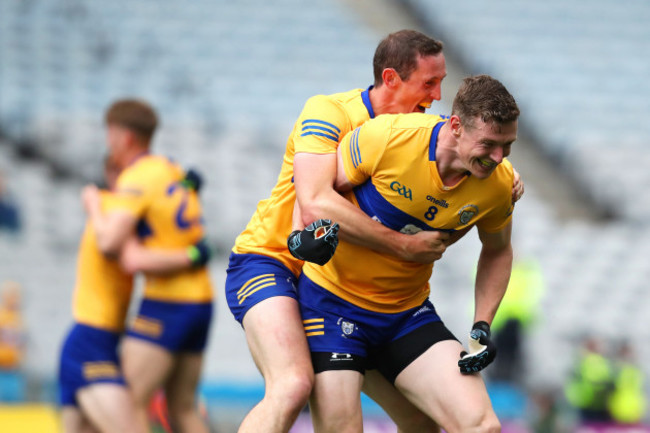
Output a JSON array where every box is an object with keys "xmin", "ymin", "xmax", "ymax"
[
  {"xmin": 127, "ymin": 299, "xmax": 213, "ymax": 353},
  {"xmin": 58, "ymin": 323, "xmax": 125, "ymax": 407},
  {"xmin": 297, "ymin": 274, "xmax": 442, "ymax": 360},
  {"xmin": 226, "ymin": 253, "xmax": 298, "ymax": 324}
]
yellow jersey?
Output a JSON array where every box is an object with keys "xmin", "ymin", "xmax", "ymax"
[
  {"xmin": 302, "ymin": 113, "xmax": 514, "ymax": 313},
  {"xmin": 232, "ymin": 88, "xmax": 376, "ymax": 276},
  {"xmin": 108, "ymin": 155, "xmax": 213, "ymax": 303},
  {"xmin": 73, "ymin": 191, "xmax": 133, "ymax": 332}
]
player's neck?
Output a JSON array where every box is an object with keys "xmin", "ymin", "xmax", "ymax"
[
  {"xmin": 368, "ymin": 86, "xmax": 401, "ymax": 116},
  {"xmin": 435, "ymin": 123, "xmax": 469, "ymax": 187}
]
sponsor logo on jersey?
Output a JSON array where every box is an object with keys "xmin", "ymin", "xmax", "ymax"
[
  {"xmin": 390, "ymin": 181, "xmax": 412, "ymax": 201},
  {"xmin": 426, "ymin": 195, "xmax": 449, "ymax": 208},
  {"xmin": 458, "ymin": 204, "xmax": 479, "ymax": 225}
]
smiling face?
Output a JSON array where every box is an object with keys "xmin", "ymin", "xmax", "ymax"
[
  {"xmin": 393, "ymin": 54, "xmax": 447, "ymax": 114},
  {"xmin": 454, "ymin": 116, "xmax": 518, "ymax": 178}
]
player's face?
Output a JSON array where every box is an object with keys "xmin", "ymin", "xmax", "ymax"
[
  {"xmin": 457, "ymin": 117, "xmax": 517, "ymax": 179},
  {"xmin": 395, "ymin": 54, "xmax": 446, "ymax": 113},
  {"xmin": 105, "ymin": 124, "xmax": 129, "ymax": 167}
]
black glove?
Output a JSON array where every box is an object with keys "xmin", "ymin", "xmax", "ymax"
[
  {"xmin": 187, "ymin": 239, "xmax": 212, "ymax": 267},
  {"xmin": 287, "ymin": 219, "xmax": 339, "ymax": 266},
  {"xmin": 458, "ymin": 321, "xmax": 497, "ymax": 374},
  {"xmin": 181, "ymin": 168, "xmax": 203, "ymax": 192}
]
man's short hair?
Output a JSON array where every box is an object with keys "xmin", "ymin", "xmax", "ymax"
[
  {"xmin": 105, "ymin": 99, "xmax": 158, "ymax": 142},
  {"xmin": 373, "ymin": 30, "xmax": 444, "ymax": 87},
  {"xmin": 452, "ymin": 75, "xmax": 520, "ymax": 129}
]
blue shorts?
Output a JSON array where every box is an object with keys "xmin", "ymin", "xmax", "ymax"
[
  {"xmin": 126, "ymin": 299, "xmax": 213, "ymax": 353},
  {"xmin": 298, "ymin": 274, "xmax": 457, "ymax": 381},
  {"xmin": 225, "ymin": 253, "xmax": 298, "ymax": 324},
  {"xmin": 58, "ymin": 323, "xmax": 126, "ymax": 407}
]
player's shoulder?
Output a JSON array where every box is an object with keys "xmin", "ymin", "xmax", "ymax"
[
  {"xmin": 119, "ymin": 154, "xmax": 181, "ymax": 184},
  {"xmin": 305, "ymin": 88, "xmax": 363, "ymax": 113}
]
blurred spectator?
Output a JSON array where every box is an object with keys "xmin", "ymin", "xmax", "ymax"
[
  {"xmin": 0, "ymin": 169, "xmax": 22, "ymax": 233},
  {"xmin": 489, "ymin": 257, "xmax": 545, "ymax": 385},
  {"xmin": 607, "ymin": 340, "xmax": 647, "ymax": 425},
  {"xmin": 529, "ymin": 389, "xmax": 565, "ymax": 433},
  {"xmin": 564, "ymin": 336, "xmax": 615, "ymax": 426},
  {"xmin": 0, "ymin": 281, "xmax": 27, "ymax": 402}
]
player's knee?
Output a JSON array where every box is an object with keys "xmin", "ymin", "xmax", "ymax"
[
  {"xmin": 267, "ymin": 369, "xmax": 313, "ymax": 411},
  {"xmin": 457, "ymin": 411, "xmax": 500, "ymax": 433}
]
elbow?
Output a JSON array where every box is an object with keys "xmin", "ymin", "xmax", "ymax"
[{"xmin": 299, "ymin": 199, "xmax": 329, "ymax": 226}]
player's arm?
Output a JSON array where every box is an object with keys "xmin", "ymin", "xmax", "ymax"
[
  {"xmin": 119, "ymin": 237, "xmax": 211, "ymax": 275},
  {"xmin": 473, "ymin": 221, "xmax": 514, "ymax": 325},
  {"xmin": 294, "ymin": 123, "xmax": 448, "ymax": 265},
  {"xmin": 82, "ymin": 184, "xmax": 137, "ymax": 257},
  {"xmin": 457, "ymin": 221, "xmax": 513, "ymax": 374}
]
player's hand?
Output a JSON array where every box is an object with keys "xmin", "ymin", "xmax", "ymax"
[
  {"xmin": 458, "ymin": 321, "xmax": 497, "ymax": 374},
  {"xmin": 81, "ymin": 184, "xmax": 101, "ymax": 215},
  {"xmin": 181, "ymin": 169, "xmax": 203, "ymax": 192},
  {"xmin": 287, "ymin": 219, "xmax": 339, "ymax": 266},
  {"xmin": 187, "ymin": 239, "xmax": 212, "ymax": 267},
  {"xmin": 512, "ymin": 168, "xmax": 524, "ymax": 204},
  {"xmin": 399, "ymin": 230, "xmax": 449, "ymax": 263}
]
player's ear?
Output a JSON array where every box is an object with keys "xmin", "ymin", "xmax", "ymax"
[
  {"xmin": 449, "ymin": 115, "xmax": 462, "ymax": 137},
  {"xmin": 382, "ymin": 68, "xmax": 400, "ymax": 88}
]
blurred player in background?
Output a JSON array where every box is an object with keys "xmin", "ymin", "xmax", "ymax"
[
  {"xmin": 299, "ymin": 74, "xmax": 519, "ymax": 433},
  {"xmin": 83, "ymin": 99, "xmax": 213, "ymax": 433},
  {"xmin": 226, "ymin": 30, "xmax": 524, "ymax": 433},
  {"xmin": 60, "ymin": 156, "xmax": 210, "ymax": 433}
]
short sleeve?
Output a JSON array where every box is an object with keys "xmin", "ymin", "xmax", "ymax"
[
  {"xmin": 293, "ymin": 95, "xmax": 351, "ymax": 154},
  {"xmin": 104, "ymin": 166, "xmax": 150, "ymax": 217},
  {"xmin": 340, "ymin": 117, "xmax": 390, "ymax": 187},
  {"xmin": 475, "ymin": 159, "xmax": 515, "ymax": 233}
]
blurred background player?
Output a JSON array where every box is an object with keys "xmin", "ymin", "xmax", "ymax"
[
  {"xmin": 59, "ymin": 156, "xmax": 211, "ymax": 433},
  {"xmin": 227, "ymin": 30, "xmax": 524, "ymax": 433},
  {"xmin": 298, "ymin": 75, "xmax": 519, "ymax": 432},
  {"xmin": 82, "ymin": 99, "xmax": 213, "ymax": 433}
]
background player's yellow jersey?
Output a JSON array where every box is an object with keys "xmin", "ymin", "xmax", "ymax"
[
  {"xmin": 303, "ymin": 113, "xmax": 515, "ymax": 314},
  {"xmin": 73, "ymin": 191, "xmax": 133, "ymax": 332},
  {"xmin": 232, "ymin": 87, "xmax": 376, "ymax": 275},
  {"xmin": 108, "ymin": 155, "xmax": 213, "ymax": 303}
]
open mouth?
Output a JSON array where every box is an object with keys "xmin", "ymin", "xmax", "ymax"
[
  {"xmin": 415, "ymin": 102, "xmax": 432, "ymax": 113},
  {"xmin": 477, "ymin": 158, "xmax": 496, "ymax": 170}
]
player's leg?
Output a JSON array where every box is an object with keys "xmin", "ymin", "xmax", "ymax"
[
  {"xmin": 77, "ymin": 383, "xmax": 147, "ymax": 433},
  {"xmin": 395, "ymin": 339, "xmax": 500, "ymax": 432},
  {"xmin": 362, "ymin": 369, "xmax": 440, "ymax": 433},
  {"xmin": 309, "ymin": 370, "xmax": 364, "ymax": 433},
  {"xmin": 225, "ymin": 254, "xmax": 313, "ymax": 433},
  {"xmin": 121, "ymin": 336, "xmax": 175, "ymax": 431},
  {"xmin": 164, "ymin": 352, "xmax": 209, "ymax": 433},
  {"xmin": 61, "ymin": 406, "xmax": 100, "ymax": 433},
  {"xmin": 237, "ymin": 296, "xmax": 314, "ymax": 433}
]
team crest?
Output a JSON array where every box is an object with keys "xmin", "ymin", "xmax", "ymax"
[
  {"xmin": 337, "ymin": 318, "xmax": 356, "ymax": 336},
  {"xmin": 458, "ymin": 205, "xmax": 479, "ymax": 226}
]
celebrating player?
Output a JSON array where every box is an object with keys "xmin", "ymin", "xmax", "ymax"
[
  {"xmin": 59, "ymin": 157, "xmax": 211, "ymax": 433},
  {"xmin": 82, "ymin": 99, "xmax": 213, "ymax": 433},
  {"xmin": 226, "ymin": 30, "xmax": 524, "ymax": 433},
  {"xmin": 299, "ymin": 75, "xmax": 518, "ymax": 433}
]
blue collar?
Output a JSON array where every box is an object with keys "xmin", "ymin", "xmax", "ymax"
[
  {"xmin": 361, "ymin": 86, "xmax": 376, "ymax": 119},
  {"xmin": 428, "ymin": 121, "xmax": 445, "ymax": 161}
]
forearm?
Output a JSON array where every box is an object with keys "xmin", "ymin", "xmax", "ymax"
[
  {"xmin": 120, "ymin": 241, "xmax": 192, "ymax": 276},
  {"xmin": 300, "ymin": 187, "xmax": 406, "ymax": 257},
  {"xmin": 473, "ymin": 243, "xmax": 513, "ymax": 324}
]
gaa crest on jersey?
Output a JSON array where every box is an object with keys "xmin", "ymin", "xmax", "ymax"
[{"xmin": 458, "ymin": 204, "xmax": 479, "ymax": 226}]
